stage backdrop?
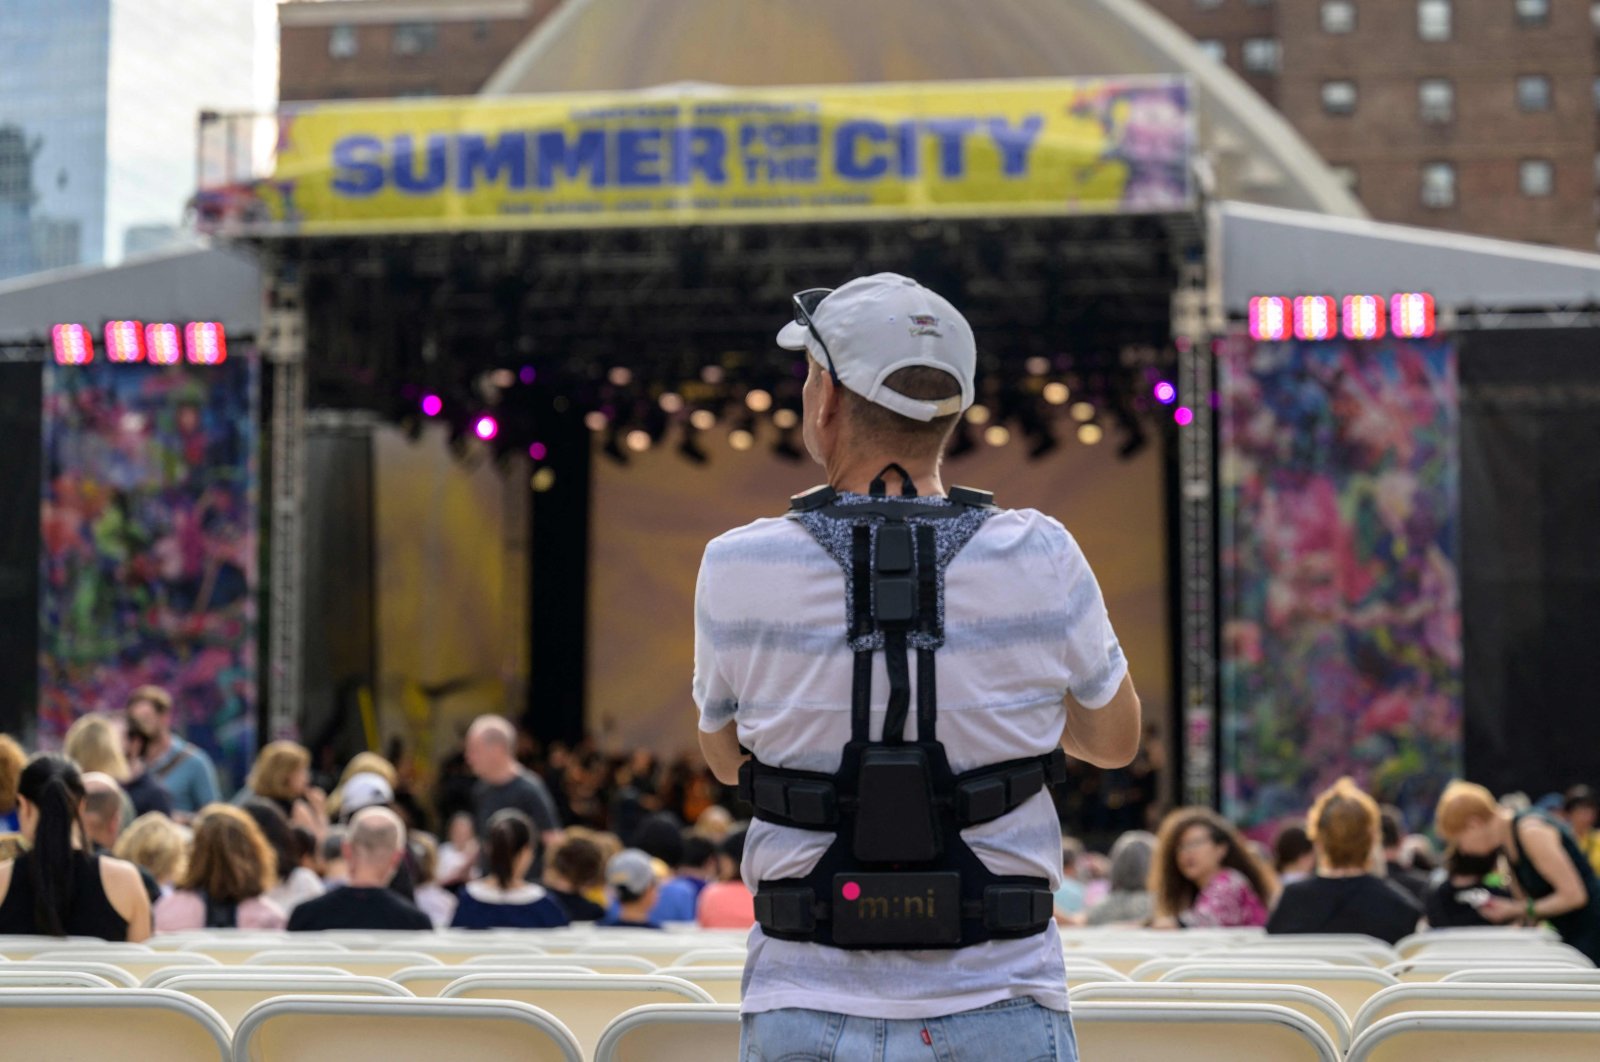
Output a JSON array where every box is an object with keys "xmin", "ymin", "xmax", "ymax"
[
  {"xmin": 589, "ymin": 430, "xmax": 1172, "ymax": 775},
  {"xmin": 38, "ymin": 358, "xmax": 259, "ymax": 786},
  {"xmin": 1219, "ymin": 335, "xmax": 1462, "ymax": 835}
]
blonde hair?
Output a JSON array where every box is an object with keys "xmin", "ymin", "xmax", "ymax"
[
  {"xmin": 63, "ymin": 714, "xmax": 130, "ymax": 782},
  {"xmin": 0, "ymin": 734, "xmax": 25, "ymax": 816},
  {"xmin": 181, "ymin": 804, "xmax": 275, "ymax": 903},
  {"xmin": 1436, "ymin": 780, "xmax": 1500, "ymax": 840},
  {"xmin": 114, "ymin": 812, "xmax": 189, "ymax": 885},
  {"xmin": 1308, "ymin": 777, "xmax": 1379, "ymax": 870},
  {"xmin": 247, "ymin": 741, "xmax": 310, "ymax": 803}
]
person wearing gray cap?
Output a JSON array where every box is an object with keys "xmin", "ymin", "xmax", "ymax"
[
  {"xmin": 598, "ymin": 848, "xmax": 662, "ymax": 930},
  {"xmin": 693, "ymin": 274, "xmax": 1142, "ymax": 1059}
]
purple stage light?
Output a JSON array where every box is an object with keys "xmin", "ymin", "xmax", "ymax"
[
  {"xmin": 1153, "ymin": 381, "xmax": 1176, "ymax": 404},
  {"xmin": 474, "ymin": 415, "xmax": 499, "ymax": 441},
  {"xmin": 421, "ymin": 394, "xmax": 443, "ymax": 417},
  {"xmin": 528, "ymin": 441, "xmax": 547, "ymax": 461},
  {"xmin": 1174, "ymin": 406, "xmax": 1194, "ymax": 427},
  {"xmin": 519, "ymin": 365, "xmax": 537, "ymax": 385}
]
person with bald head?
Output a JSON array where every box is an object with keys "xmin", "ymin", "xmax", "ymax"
[
  {"xmin": 81, "ymin": 773, "xmax": 161, "ymax": 906},
  {"xmin": 464, "ymin": 715, "xmax": 561, "ymax": 860},
  {"xmin": 287, "ymin": 806, "xmax": 432, "ymax": 931}
]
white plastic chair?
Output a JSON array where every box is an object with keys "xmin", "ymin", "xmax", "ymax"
[
  {"xmin": 1383, "ymin": 958, "xmax": 1586, "ymax": 982},
  {"xmin": 159, "ymin": 974, "xmax": 411, "ymax": 1029},
  {"xmin": 0, "ymin": 969, "xmax": 121, "ymax": 989},
  {"xmin": 1441, "ymin": 966, "xmax": 1600, "ymax": 985},
  {"xmin": 658, "ymin": 965, "xmax": 742, "ymax": 1003},
  {"xmin": 171, "ymin": 940, "xmax": 347, "ymax": 964},
  {"xmin": 1067, "ymin": 947, "xmax": 1170, "ymax": 975},
  {"xmin": 1063, "ymin": 957, "xmax": 1132, "ymax": 984},
  {"xmin": 33, "ymin": 947, "xmax": 223, "ymax": 982},
  {"xmin": 461, "ymin": 953, "xmax": 657, "ymax": 974},
  {"xmin": 230, "ymin": 995, "xmax": 583, "ymax": 1061},
  {"xmin": 440, "ymin": 973, "xmax": 714, "ymax": 1057},
  {"xmin": 1346, "ymin": 1010, "xmax": 1600, "ymax": 1061},
  {"xmin": 251, "ymin": 950, "xmax": 442, "ymax": 978},
  {"xmin": 1157, "ymin": 962, "xmax": 1398, "ymax": 1018},
  {"xmin": 0, "ymin": 987, "xmax": 231, "ymax": 1060},
  {"xmin": 1223, "ymin": 940, "xmax": 1400, "ymax": 967},
  {"xmin": 392, "ymin": 965, "xmax": 597, "ymax": 997},
  {"xmin": 1352, "ymin": 981, "xmax": 1600, "ymax": 1037},
  {"xmin": 8, "ymin": 960, "xmax": 141, "ymax": 987},
  {"xmin": 145, "ymin": 965, "xmax": 355, "ymax": 989},
  {"xmin": 594, "ymin": 1003, "xmax": 740, "ymax": 1062},
  {"xmin": 1131, "ymin": 956, "xmax": 1333, "ymax": 982},
  {"xmin": 1071, "ymin": 1001, "xmax": 1340, "ymax": 1061},
  {"xmin": 1070, "ymin": 980, "xmax": 1352, "ymax": 1053},
  {"xmin": 1395, "ymin": 926, "xmax": 1555, "ymax": 958},
  {"xmin": 401, "ymin": 940, "xmax": 549, "ymax": 964}
]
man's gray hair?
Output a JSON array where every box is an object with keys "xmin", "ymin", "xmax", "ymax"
[
  {"xmin": 346, "ymin": 806, "xmax": 406, "ymax": 862},
  {"xmin": 467, "ymin": 714, "xmax": 516, "ymax": 750}
]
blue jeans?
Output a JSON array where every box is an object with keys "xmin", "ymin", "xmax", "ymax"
[{"xmin": 741, "ymin": 998, "xmax": 1079, "ymax": 1062}]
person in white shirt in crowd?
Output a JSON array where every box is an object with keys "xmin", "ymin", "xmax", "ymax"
[
  {"xmin": 410, "ymin": 830, "xmax": 459, "ymax": 929},
  {"xmin": 695, "ymin": 274, "xmax": 1141, "ymax": 1060}
]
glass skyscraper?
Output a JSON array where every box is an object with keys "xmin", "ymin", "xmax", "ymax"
[{"xmin": 0, "ymin": 0, "xmax": 270, "ymax": 282}]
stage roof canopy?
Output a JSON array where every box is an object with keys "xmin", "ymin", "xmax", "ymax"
[{"xmin": 483, "ymin": 0, "xmax": 1360, "ymax": 218}]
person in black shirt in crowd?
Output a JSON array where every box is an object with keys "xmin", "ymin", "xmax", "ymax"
[
  {"xmin": 1268, "ymin": 777, "xmax": 1423, "ymax": 945},
  {"xmin": 466, "ymin": 715, "xmax": 560, "ymax": 871},
  {"xmin": 543, "ymin": 833, "xmax": 607, "ymax": 921},
  {"xmin": 288, "ymin": 806, "xmax": 431, "ymax": 932},
  {"xmin": 1381, "ymin": 805, "xmax": 1430, "ymax": 903},
  {"xmin": 1425, "ymin": 848, "xmax": 1514, "ymax": 928},
  {"xmin": 80, "ymin": 773, "xmax": 161, "ymax": 906}
]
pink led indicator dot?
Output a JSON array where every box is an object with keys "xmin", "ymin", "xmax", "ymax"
[{"xmin": 841, "ymin": 882, "xmax": 861, "ymax": 902}]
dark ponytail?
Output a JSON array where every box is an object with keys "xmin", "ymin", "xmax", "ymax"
[
  {"xmin": 486, "ymin": 809, "xmax": 534, "ymax": 890},
  {"xmin": 18, "ymin": 755, "xmax": 87, "ymax": 937}
]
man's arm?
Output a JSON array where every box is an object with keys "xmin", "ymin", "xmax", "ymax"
[
  {"xmin": 699, "ymin": 722, "xmax": 747, "ymax": 787},
  {"xmin": 1060, "ymin": 673, "xmax": 1141, "ymax": 769}
]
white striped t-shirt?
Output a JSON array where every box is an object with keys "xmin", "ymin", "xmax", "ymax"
[{"xmin": 692, "ymin": 495, "xmax": 1128, "ymax": 1019}]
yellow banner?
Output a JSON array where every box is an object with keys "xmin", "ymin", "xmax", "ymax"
[{"xmin": 242, "ymin": 78, "xmax": 1191, "ymax": 234}]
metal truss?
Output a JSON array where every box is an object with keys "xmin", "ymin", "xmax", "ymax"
[{"xmin": 264, "ymin": 261, "xmax": 308, "ymax": 741}]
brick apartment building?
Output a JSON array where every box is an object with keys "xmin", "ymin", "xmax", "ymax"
[
  {"xmin": 1146, "ymin": 0, "xmax": 1599, "ymax": 248},
  {"xmin": 279, "ymin": 0, "xmax": 557, "ymax": 102}
]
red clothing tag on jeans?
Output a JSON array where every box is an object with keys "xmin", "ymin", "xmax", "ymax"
[{"xmin": 921, "ymin": 1029, "xmax": 932, "ymax": 1046}]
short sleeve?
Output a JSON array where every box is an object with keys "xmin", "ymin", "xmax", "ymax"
[
  {"xmin": 692, "ymin": 544, "xmax": 738, "ymax": 732},
  {"xmin": 1050, "ymin": 524, "xmax": 1128, "ymax": 710}
]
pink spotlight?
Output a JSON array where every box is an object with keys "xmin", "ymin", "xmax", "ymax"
[
  {"xmin": 104, "ymin": 320, "xmax": 146, "ymax": 363},
  {"xmin": 420, "ymin": 394, "xmax": 443, "ymax": 417},
  {"xmin": 184, "ymin": 322, "xmax": 227, "ymax": 365},
  {"xmin": 1153, "ymin": 381, "xmax": 1177, "ymax": 404},
  {"xmin": 1391, "ymin": 292, "xmax": 1436, "ymax": 338},
  {"xmin": 1293, "ymin": 296, "xmax": 1338, "ymax": 341},
  {"xmin": 474, "ymin": 415, "xmax": 499, "ymax": 441},
  {"xmin": 528, "ymin": 441, "xmax": 548, "ymax": 461},
  {"xmin": 1341, "ymin": 295, "xmax": 1386, "ymax": 341},
  {"xmin": 51, "ymin": 324, "xmax": 94, "ymax": 365},
  {"xmin": 146, "ymin": 323, "xmax": 182, "ymax": 365},
  {"xmin": 1248, "ymin": 296, "xmax": 1291, "ymax": 342},
  {"xmin": 1174, "ymin": 406, "xmax": 1194, "ymax": 427}
]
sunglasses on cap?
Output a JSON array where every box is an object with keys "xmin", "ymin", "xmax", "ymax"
[{"xmin": 792, "ymin": 288, "xmax": 842, "ymax": 386}]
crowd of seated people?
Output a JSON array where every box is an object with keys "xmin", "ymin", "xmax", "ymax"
[{"xmin": 2, "ymin": 689, "xmax": 1600, "ymax": 958}]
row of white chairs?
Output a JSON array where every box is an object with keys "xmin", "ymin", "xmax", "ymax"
[{"xmin": 8, "ymin": 989, "xmax": 1600, "ymax": 1062}]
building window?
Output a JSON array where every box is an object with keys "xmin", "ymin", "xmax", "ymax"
[
  {"xmin": 1515, "ymin": 0, "xmax": 1549, "ymax": 25},
  {"xmin": 1419, "ymin": 78, "xmax": 1454, "ymax": 123},
  {"xmin": 393, "ymin": 21, "xmax": 438, "ymax": 56},
  {"xmin": 329, "ymin": 24, "xmax": 358, "ymax": 59},
  {"xmin": 1421, "ymin": 161, "xmax": 1456, "ymax": 207},
  {"xmin": 1321, "ymin": 1, "xmax": 1356, "ymax": 32},
  {"xmin": 1322, "ymin": 80, "xmax": 1358, "ymax": 115},
  {"xmin": 1330, "ymin": 165, "xmax": 1359, "ymax": 192},
  {"xmin": 1520, "ymin": 159, "xmax": 1554, "ymax": 196},
  {"xmin": 1242, "ymin": 37, "xmax": 1281, "ymax": 73},
  {"xmin": 1196, "ymin": 39, "xmax": 1227, "ymax": 62},
  {"xmin": 1517, "ymin": 75, "xmax": 1552, "ymax": 112},
  {"xmin": 1418, "ymin": 0, "xmax": 1452, "ymax": 40}
]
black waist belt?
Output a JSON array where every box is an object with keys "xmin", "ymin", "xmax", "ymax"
[
  {"xmin": 754, "ymin": 876, "xmax": 1056, "ymax": 947},
  {"xmin": 741, "ymin": 748, "xmax": 1067, "ymax": 832}
]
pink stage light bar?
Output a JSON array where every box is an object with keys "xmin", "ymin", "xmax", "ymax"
[
  {"xmin": 104, "ymin": 320, "xmax": 146, "ymax": 363},
  {"xmin": 1391, "ymin": 293, "xmax": 1436, "ymax": 338},
  {"xmin": 1341, "ymin": 296, "xmax": 1386, "ymax": 341},
  {"xmin": 1292, "ymin": 296, "xmax": 1338, "ymax": 341},
  {"xmin": 146, "ymin": 323, "xmax": 182, "ymax": 365},
  {"xmin": 1248, "ymin": 296, "xmax": 1291, "ymax": 341},
  {"xmin": 52, "ymin": 324, "xmax": 94, "ymax": 365},
  {"xmin": 185, "ymin": 322, "xmax": 227, "ymax": 365}
]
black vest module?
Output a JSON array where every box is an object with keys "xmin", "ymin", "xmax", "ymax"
[{"xmin": 739, "ymin": 468, "xmax": 1066, "ymax": 950}]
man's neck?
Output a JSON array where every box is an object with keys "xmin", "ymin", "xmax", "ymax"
[
  {"xmin": 829, "ymin": 457, "xmax": 944, "ymax": 499},
  {"xmin": 346, "ymin": 871, "xmax": 391, "ymax": 889},
  {"xmin": 147, "ymin": 732, "xmax": 175, "ymax": 759},
  {"xmin": 481, "ymin": 762, "xmax": 519, "ymax": 786}
]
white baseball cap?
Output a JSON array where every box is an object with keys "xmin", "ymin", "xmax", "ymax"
[
  {"xmin": 340, "ymin": 772, "xmax": 394, "ymax": 815},
  {"xmin": 776, "ymin": 273, "xmax": 977, "ymax": 423}
]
